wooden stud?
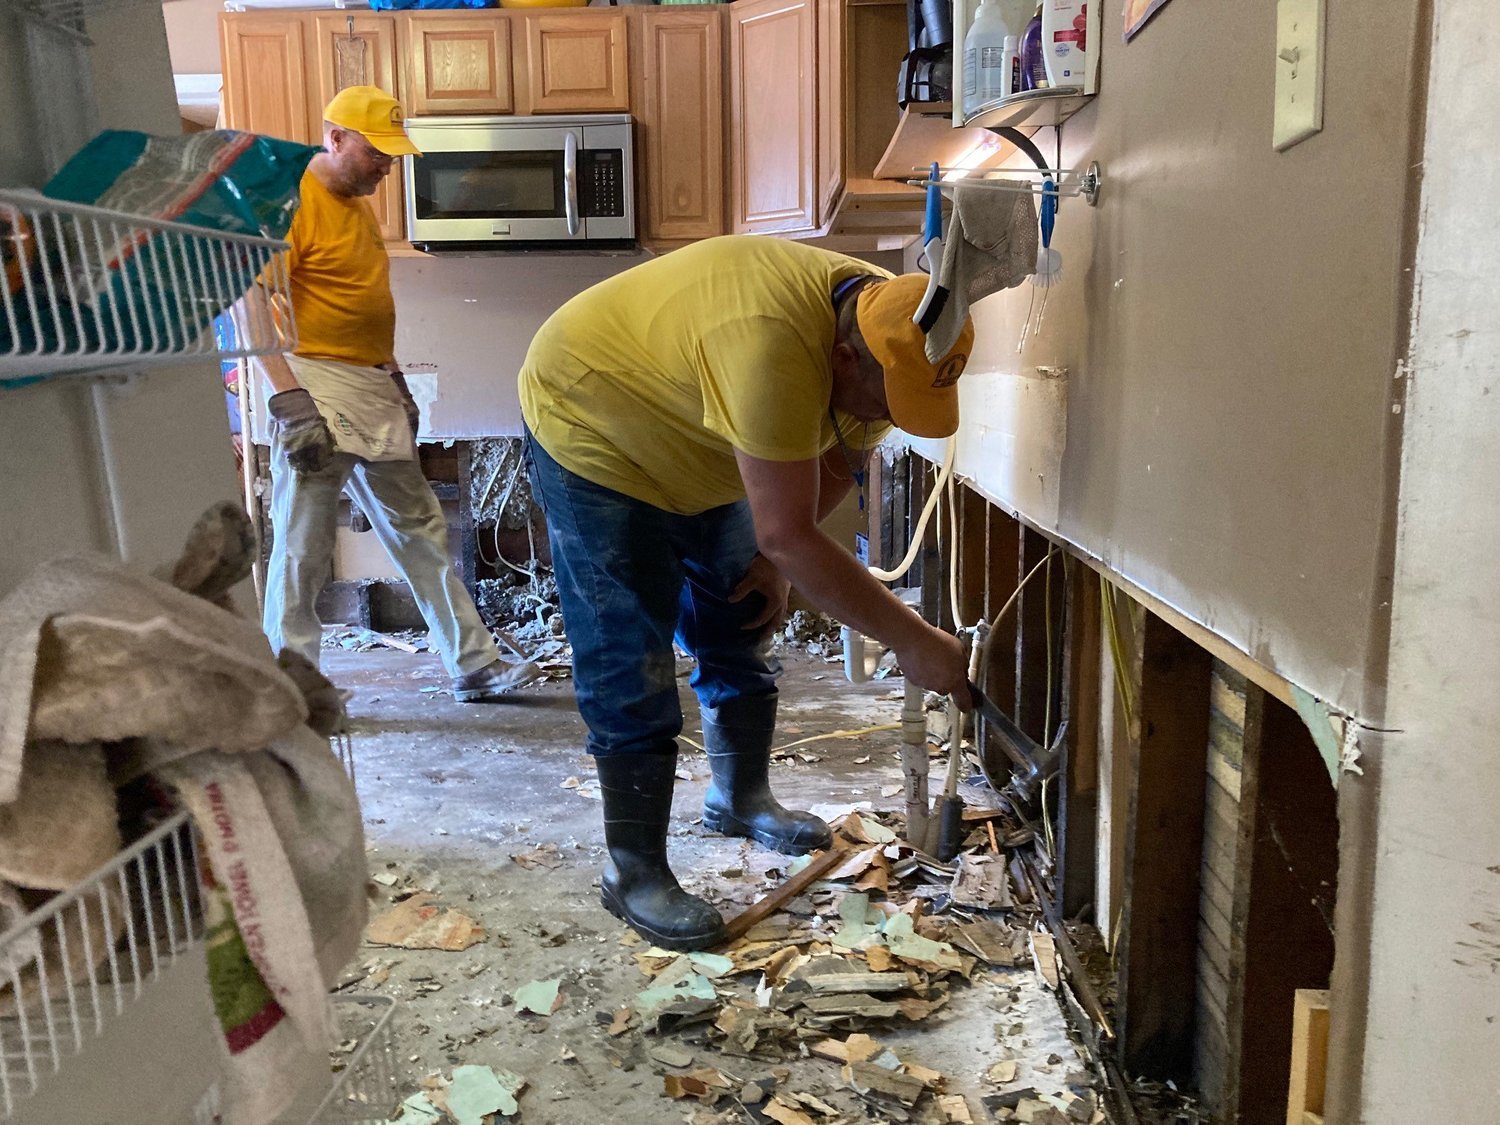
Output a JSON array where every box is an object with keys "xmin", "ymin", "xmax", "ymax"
[
  {"xmin": 956, "ymin": 484, "xmax": 988, "ymax": 629},
  {"xmin": 1058, "ymin": 557, "xmax": 1101, "ymax": 919},
  {"xmin": 981, "ymin": 507, "xmax": 1019, "ymax": 717},
  {"xmin": 1117, "ymin": 610, "xmax": 1213, "ymax": 1080},
  {"xmin": 1015, "ymin": 527, "xmax": 1054, "ymax": 743}
]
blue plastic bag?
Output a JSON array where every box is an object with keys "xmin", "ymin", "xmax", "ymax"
[{"xmin": 369, "ymin": 0, "xmax": 495, "ymax": 10}]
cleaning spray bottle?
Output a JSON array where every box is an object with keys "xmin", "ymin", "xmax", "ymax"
[
  {"xmin": 962, "ymin": 0, "xmax": 1016, "ymax": 114},
  {"xmin": 1019, "ymin": 5, "xmax": 1047, "ymax": 91}
]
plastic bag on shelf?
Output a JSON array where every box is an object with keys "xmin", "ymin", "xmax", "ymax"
[{"xmin": 1, "ymin": 129, "xmax": 318, "ymax": 385}]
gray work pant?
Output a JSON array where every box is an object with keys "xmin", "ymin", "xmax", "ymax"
[{"xmin": 262, "ymin": 438, "xmax": 499, "ymax": 677}]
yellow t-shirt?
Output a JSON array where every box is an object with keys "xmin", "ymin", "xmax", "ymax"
[
  {"xmin": 518, "ymin": 236, "xmax": 892, "ymax": 515},
  {"xmin": 283, "ymin": 170, "xmax": 395, "ymax": 368}
]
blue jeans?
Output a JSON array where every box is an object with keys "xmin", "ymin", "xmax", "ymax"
[{"xmin": 524, "ymin": 429, "xmax": 780, "ymax": 757}]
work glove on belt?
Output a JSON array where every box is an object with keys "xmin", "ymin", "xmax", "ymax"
[
  {"xmin": 267, "ymin": 388, "xmax": 334, "ymax": 474},
  {"xmin": 390, "ymin": 371, "xmax": 420, "ymax": 439}
]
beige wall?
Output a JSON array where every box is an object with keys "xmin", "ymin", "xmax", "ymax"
[
  {"xmin": 943, "ymin": 0, "xmax": 1423, "ymax": 719},
  {"xmin": 1328, "ymin": 1, "xmax": 1500, "ymax": 1118}
]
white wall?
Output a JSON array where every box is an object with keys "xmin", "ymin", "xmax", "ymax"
[
  {"xmin": 1329, "ymin": 2, "xmax": 1500, "ymax": 1118},
  {"xmin": 390, "ymin": 252, "xmax": 645, "ymax": 438}
]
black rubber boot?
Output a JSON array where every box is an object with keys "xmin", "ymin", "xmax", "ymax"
[
  {"xmin": 596, "ymin": 751, "xmax": 727, "ymax": 951},
  {"xmin": 701, "ymin": 695, "xmax": 833, "ymax": 855}
]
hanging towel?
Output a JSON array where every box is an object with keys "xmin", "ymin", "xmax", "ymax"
[{"xmin": 925, "ymin": 180, "xmax": 1039, "ymax": 362}]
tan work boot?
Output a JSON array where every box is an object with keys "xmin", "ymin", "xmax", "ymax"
[{"xmin": 451, "ymin": 657, "xmax": 543, "ymax": 702}]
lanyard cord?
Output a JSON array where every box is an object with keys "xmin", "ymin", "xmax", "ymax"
[{"xmin": 828, "ymin": 406, "xmax": 870, "ymax": 512}]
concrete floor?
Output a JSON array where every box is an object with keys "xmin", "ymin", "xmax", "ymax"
[{"xmin": 328, "ymin": 644, "xmax": 1091, "ymax": 1123}]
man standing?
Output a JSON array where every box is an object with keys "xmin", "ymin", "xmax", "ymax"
[
  {"xmin": 259, "ymin": 86, "xmax": 538, "ymax": 702},
  {"xmin": 520, "ymin": 235, "xmax": 975, "ymax": 950}
]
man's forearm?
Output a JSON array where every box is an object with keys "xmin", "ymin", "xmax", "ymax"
[
  {"xmin": 258, "ymin": 351, "xmax": 302, "ymax": 394},
  {"xmin": 759, "ymin": 526, "xmax": 920, "ymax": 650}
]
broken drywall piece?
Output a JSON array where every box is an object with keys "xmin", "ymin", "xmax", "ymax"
[
  {"xmin": 938, "ymin": 1093, "xmax": 977, "ymax": 1122},
  {"xmin": 950, "ymin": 854, "xmax": 1013, "ymax": 909},
  {"xmin": 685, "ymin": 951, "xmax": 736, "ymax": 978},
  {"xmin": 446, "ymin": 1065, "xmax": 525, "ymax": 1123},
  {"xmin": 882, "ymin": 912, "xmax": 963, "ymax": 971},
  {"xmin": 648, "ymin": 1043, "xmax": 696, "ymax": 1069},
  {"xmin": 1291, "ymin": 686, "xmax": 1344, "ymax": 786},
  {"xmin": 832, "ymin": 892, "xmax": 880, "ymax": 949},
  {"xmin": 514, "ymin": 978, "xmax": 562, "ymax": 1015},
  {"xmin": 763, "ymin": 1097, "xmax": 818, "ymax": 1125},
  {"xmin": 842, "ymin": 814, "xmax": 898, "ymax": 845},
  {"xmin": 1030, "ymin": 932, "xmax": 1060, "ymax": 990},
  {"xmin": 1339, "ymin": 717, "xmax": 1365, "ymax": 776},
  {"xmin": 366, "ymin": 894, "xmax": 486, "ymax": 951},
  {"xmin": 636, "ymin": 970, "xmax": 719, "ymax": 1028},
  {"xmin": 390, "ymin": 1093, "xmax": 444, "ymax": 1123}
]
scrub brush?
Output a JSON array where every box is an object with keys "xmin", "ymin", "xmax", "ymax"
[{"xmin": 1031, "ymin": 178, "xmax": 1063, "ymax": 288}]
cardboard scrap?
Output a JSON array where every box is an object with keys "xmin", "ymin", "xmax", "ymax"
[
  {"xmin": 938, "ymin": 1093, "xmax": 976, "ymax": 1123},
  {"xmin": 763, "ymin": 1098, "xmax": 817, "ymax": 1125},
  {"xmin": 846, "ymin": 1059, "xmax": 926, "ymax": 1106},
  {"xmin": 662, "ymin": 1067, "xmax": 731, "ymax": 1102},
  {"xmin": 366, "ymin": 894, "xmax": 486, "ymax": 951},
  {"xmin": 950, "ymin": 919, "xmax": 1024, "ymax": 966},
  {"xmin": 514, "ymin": 978, "xmax": 563, "ymax": 1016},
  {"xmin": 511, "ymin": 843, "xmax": 563, "ymax": 870},
  {"xmin": 446, "ymin": 1064, "xmax": 525, "ymax": 1123}
]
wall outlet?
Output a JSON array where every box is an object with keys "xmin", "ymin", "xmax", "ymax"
[{"xmin": 1274, "ymin": 0, "xmax": 1326, "ymax": 150}]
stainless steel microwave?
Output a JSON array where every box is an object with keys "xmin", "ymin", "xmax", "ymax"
[{"xmin": 403, "ymin": 114, "xmax": 635, "ymax": 249}]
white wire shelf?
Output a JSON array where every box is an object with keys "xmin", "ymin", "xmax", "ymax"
[
  {"xmin": 0, "ymin": 0, "xmax": 162, "ymax": 34},
  {"xmin": 0, "ymin": 809, "xmax": 202, "ymax": 1120},
  {"xmin": 1, "ymin": 187, "xmax": 296, "ymax": 388}
]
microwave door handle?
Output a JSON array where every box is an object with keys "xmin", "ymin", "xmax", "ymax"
[{"xmin": 564, "ymin": 132, "xmax": 580, "ymax": 237}]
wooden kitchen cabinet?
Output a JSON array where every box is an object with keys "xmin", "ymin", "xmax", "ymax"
[
  {"xmin": 633, "ymin": 10, "xmax": 725, "ymax": 243},
  {"xmin": 220, "ymin": 14, "xmax": 313, "ymax": 144},
  {"xmin": 518, "ymin": 11, "xmax": 629, "ymax": 114},
  {"xmin": 307, "ymin": 13, "xmax": 405, "ymax": 241},
  {"xmin": 728, "ymin": 0, "xmax": 915, "ymax": 240},
  {"xmin": 399, "ymin": 13, "xmax": 513, "ymax": 115},
  {"xmin": 729, "ymin": 0, "xmax": 818, "ymax": 235}
]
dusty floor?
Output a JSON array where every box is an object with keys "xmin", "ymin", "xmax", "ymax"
[{"xmin": 328, "ymin": 644, "xmax": 1093, "ymax": 1123}]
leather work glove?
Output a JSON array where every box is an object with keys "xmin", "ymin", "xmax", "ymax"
[
  {"xmin": 267, "ymin": 388, "xmax": 334, "ymax": 474},
  {"xmin": 390, "ymin": 370, "xmax": 421, "ymax": 439}
]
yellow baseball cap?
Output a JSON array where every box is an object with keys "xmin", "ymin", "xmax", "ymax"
[
  {"xmin": 323, "ymin": 86, "xmax": 421, "ymax": 157},
  {"xmin": 856, "ymin": 274, "xmax": 975, "ymax": 439}
]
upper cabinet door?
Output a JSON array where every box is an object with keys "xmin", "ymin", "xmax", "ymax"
[
  {"xmin": 307, "ymin": 13, "xmax": 405, "ymax": 241},
  {"xmin": 815, "ymin": 0, "xmax": 843, "ymax": 227},
  {"xmin": 400, "ymin": 13, "xmax": 513, "ymax": 115},
  {"xmin": 636, "ymin": 10, "xmax": 725, "ymax": 243},
  {"xmin": 520, "ymin": 12, "xmax": 629, "ymax": 114},
  {"xmin": 220, "ymin": 13, "xmax": 312, "ymax": 143},
  {"xmin": 729, "ymin": 0, "xmax": 818, "ymax": 234}
]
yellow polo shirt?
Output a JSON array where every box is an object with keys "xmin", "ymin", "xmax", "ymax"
[
  {"xmin": 284, "ymin": 170, "xmax": 395, "ymax": 367},
  {"xmin": 518, "ymin": 236, "xmax": 892, "ymax": 515}
]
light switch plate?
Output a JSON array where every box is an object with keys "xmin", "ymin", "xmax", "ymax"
[{"xmin": 1274, "ymin": 0, "xmax": 1326, "ymax": 151}]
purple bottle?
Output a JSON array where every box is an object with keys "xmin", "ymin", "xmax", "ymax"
[{"xmin": 1019, "ymin": 6, "xmax": 1047, "ymax": 91}]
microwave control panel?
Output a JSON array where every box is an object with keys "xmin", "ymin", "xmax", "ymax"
[{"xmin": 580, "ymin": 150, "xmax": 626, "ymax": 218}]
